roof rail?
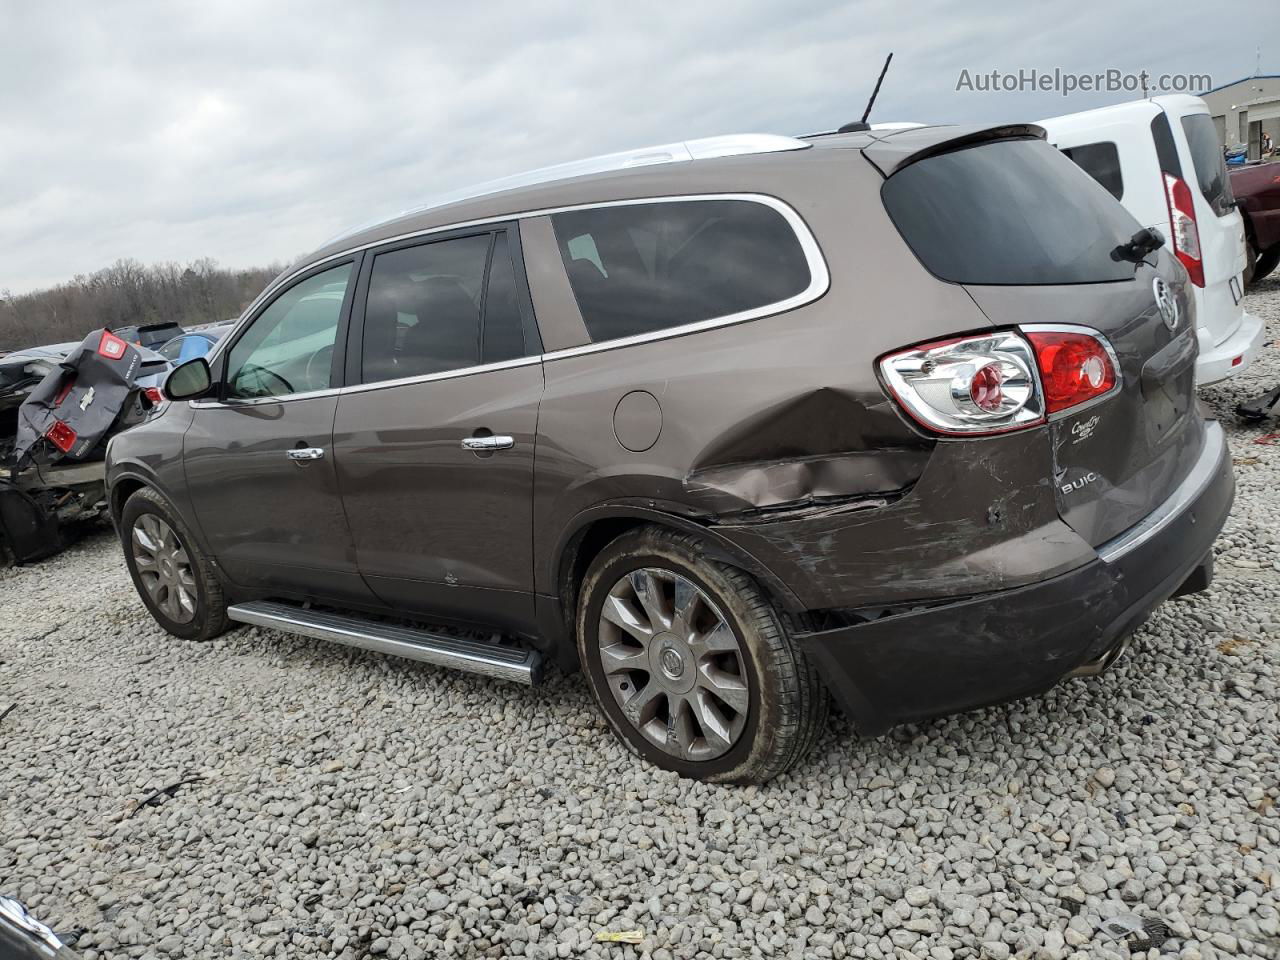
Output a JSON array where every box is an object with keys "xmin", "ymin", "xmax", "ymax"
[{"xmin": 327, "ymin": 134, "xmax": 810, "ymax": 245}]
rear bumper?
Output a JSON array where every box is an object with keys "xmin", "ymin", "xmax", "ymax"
[
  {"xmin": 798, "ymin": 421, "xmax": 1234, "ymax": 734},
  {"xmin": 1196, "ymin": 310, "xmax": 1265, "ymax": 385}
]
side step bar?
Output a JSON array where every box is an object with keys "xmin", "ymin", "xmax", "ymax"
[{"xmin": 226, "ymin": 600, "xmax": 543, "ymax": 685}]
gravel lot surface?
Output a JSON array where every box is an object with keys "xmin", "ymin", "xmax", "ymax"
[{"xmin": 3, "ymin": 281, "xmax": 1279, "ymax": 960}]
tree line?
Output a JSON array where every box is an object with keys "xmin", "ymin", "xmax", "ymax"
[{"xmin": 0, "ymin": 258, "xmax": 283, "ymax": 352}]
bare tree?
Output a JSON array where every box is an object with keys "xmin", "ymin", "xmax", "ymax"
[{"xmin": 0, "ymin": 259, "xmax": 282, "ymax": 351}]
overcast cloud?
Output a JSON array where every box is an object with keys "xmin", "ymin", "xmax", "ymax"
[{"xmin": 2, "ymin": 0, "xmax": 1274, "ymax": 293}]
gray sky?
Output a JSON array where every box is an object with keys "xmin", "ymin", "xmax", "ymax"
[{"xmin": 2, "ymin": 0, "xmax": 1274, "ymax": 293}]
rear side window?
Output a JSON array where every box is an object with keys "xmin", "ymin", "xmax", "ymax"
[
  {"xmin": 882, "ymin": 138, "xmax": 1140, "ymax": 285},
  {"xmin": 1180, "ymin": 113, "xmax": 1236, "ymax": 216},
  {"xmin": 550, "ymin": 199, "xmax": 811, "ymax": 344},
  {"xmin": 1060, "ymin": 141, "xmax": 1123, "ymax": 200}
]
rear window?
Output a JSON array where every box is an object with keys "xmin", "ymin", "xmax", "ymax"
[
  {"xmin": 1180, "ymin": 113, "xmax": 1235, "ymax": 216},
  {"xmin": 551, "ymin": 199, "xmax": 811, "ymax": 344},
  {"xmin": 1060, "ymin": 141, "xmax": 1123, "ymax": 200},
  {"xmin": 882, "ymin": 138, "xmax": 1141, "ymax": 285}
]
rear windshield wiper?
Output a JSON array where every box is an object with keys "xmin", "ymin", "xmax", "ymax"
[{"xmin": 1111, "ymin": 227, "xmax": 1165, "ymax": 265}]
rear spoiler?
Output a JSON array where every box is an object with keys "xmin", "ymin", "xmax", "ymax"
[{"xmin": 862, "ymin": 123, "xmax": 1047, "ymax": 178}]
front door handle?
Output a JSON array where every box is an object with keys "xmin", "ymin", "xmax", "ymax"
[
  {"xmin": 287, "ymin": 447, "xmax": 326, "ymax": 461},
  {"xmin": 460, "ymin": 435, "xmax": 514, "ymax": 451}
]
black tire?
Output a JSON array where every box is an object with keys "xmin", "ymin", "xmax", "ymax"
[
  {"xmin": 576, "ymin": 525, "xmax": 827, "ymax": 784},
  {"xmin": 1244, "ymin": 241, "xmax": 1257, "ymax": 287},
  {"xmin": 1253, "ymin": 244, "xmax": 1280, "ymax": 285},
  {"xmin": 120, "ymin": 486, "xmax": 229, "ymax": 642}
]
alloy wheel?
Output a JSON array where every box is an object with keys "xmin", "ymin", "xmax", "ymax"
[
  {"xmin": 597, "ymin": 567, "xmax": 749, "ymax": 761},
  {"xmin": 131, "ymin": 514, "xmax": 197, "ymax": 624}
]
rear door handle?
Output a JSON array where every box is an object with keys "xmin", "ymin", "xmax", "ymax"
[
  {"xmin": 287, "ymin": 447, "xmax": 325, "ymax": 461},
  {"xmin": 460, "ymin": 435, "xmax": 514, "ymax": 451}
]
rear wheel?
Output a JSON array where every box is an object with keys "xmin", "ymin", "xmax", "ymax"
[
  {"xmin": 576, "ymin": 526, "xmax": 827, "ymax": 784},
  {"xmin": 121, "ymin": 487, "xmax": 229, "ymax": 641},
  {"xmin": 1253, "ymin": 244, "xmax": 1280, "ymax": 285}
]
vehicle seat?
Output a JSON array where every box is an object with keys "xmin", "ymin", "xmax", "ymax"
[{"xmin": 396, "ymin": 278, "xmax": 480, "ymax": 376}]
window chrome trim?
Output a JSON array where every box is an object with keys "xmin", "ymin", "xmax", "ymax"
[
  {"xmin": 339, "ymin": 355, "xmax": 542, "ymax": 396},
  {"xmin": 195, "ymin": 193, "xmax": 830, "ymax": 398}
]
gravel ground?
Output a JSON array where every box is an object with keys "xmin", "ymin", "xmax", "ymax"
[{"xmin": 2, "ymin": 282, "xmax": 1279, "ymax": 960}]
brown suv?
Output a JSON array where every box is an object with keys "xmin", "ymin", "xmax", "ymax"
[{"xmin": 107, "ymin": 125, "xmax": 1234, "ymax": 783}]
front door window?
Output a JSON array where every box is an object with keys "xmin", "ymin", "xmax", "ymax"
[{"xmin": 225, "ymin": 263, "xmax": 352, "ymax": 399}]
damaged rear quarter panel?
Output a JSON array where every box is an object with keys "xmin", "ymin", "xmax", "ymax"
[{"xmin": 717, "ymin": 428, "xmax": 1096, "ymax": 610}]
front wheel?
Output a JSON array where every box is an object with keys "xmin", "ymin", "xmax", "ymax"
[
  {"xmin": 576, "ymin": 526, "xmax": 827, "ymax": 784},
  {"xmin": 121, "ymin": 487, "xmax": 229, "ymax": 642}
]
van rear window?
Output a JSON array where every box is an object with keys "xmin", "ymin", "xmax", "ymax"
[
  {"xmin": 1060, "ymin": 141, "xmax": 1123, "ymax": 200},
  {"xmin": 1180, "ymin": 113, "xmax": 1235, "ymax": 216},
  {"xmin": 881, "ymin": 138, "xmax": 1141, "ymax": 285}
]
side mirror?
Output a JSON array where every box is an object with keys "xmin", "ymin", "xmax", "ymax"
[{"xmin": 164, "ymin": 357, "xmax": 213, "ymax": 400}]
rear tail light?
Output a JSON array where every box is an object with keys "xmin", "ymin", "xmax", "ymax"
[
  {"xmin": 142, "ymin": 386, "xmax": 165, "ymax": 408},
  {"xmin": 98, "ymin": 329, "xmax": 129, "ymax": 360},
  {"xmin": 880, "ymin": 326, "xmax": 1120, "ymax": 436},
  {"xmin": 1163, "ymin": 173, "xmax": 1204, "ymax": 287},
  {"xmin": 45, "ymin": 420, "xmax": 77, "ymax": 452},
  {"xmin": 1023, "ymin": 328, "xmax": 1119, "ymax": 414},
  {"xmin": 878, "ymin": 332, "xmax": 1044, "ymax": 436}
]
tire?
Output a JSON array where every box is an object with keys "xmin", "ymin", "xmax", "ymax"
[
  {"xmin": 120, "ymin": 486, "xmax": 229, "ymax": 642},
  {"xmin": 1253, "ymin": 244, "xmax": 1280, "ymax": 285},
  {"xmin": 1244, "ymin": 241, "xmax": 1257, "ymax": 287},
  {"xmin": 576, "ymin": 525, "xmax": 827, "ymax": 784}
]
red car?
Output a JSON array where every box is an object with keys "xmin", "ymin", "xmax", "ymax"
[{"xmin": 1232, "ymin": 160, "xmax": 1280, "ymax": 285}]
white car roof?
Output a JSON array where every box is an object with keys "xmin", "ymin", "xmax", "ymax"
[{"xmin": 1040, "ymin": 94, "xmax": 1209, "ymax": 131}]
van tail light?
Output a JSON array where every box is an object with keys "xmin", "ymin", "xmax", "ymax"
[
  {"xmin": 1022, "ymin": 328, "xmax": 1119, "ymax": 414},
  {"xmin": 878, "ymin": 332, "xmax": 1045, "ymax": 436},
  {"xmin": 1163, "ymin": 173, "xmax": 1204, "ymax": 287},
  {"xmin": 45, "ymin": 420, "xmax": 78, "ymax": 453},
  {"xmin": 142, "ymin": 386, "xmax": 166, "ymax": 408},
  {"xmin": 880, "ymin": 327, "xmax": 1120, "ymax": 436}
]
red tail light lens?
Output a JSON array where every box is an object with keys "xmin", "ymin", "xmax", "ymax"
[
  {"xmin": 878, "ymin": 332, "xmax": 1045, "ymax": 436},
  {"xmin": 46, "ymin": 420, "xmax": 77, "ymax": 453},
  {"xmin": 143, "ymin": 386, "xmax": 165, "ymax": 407},
  {"xmin": 1023, "ymin": 328, "xmax": 1119, "ymax": 414},
  {"xmin": 1163, "ymin": 173, "xmax": 1204, "ymax": 287},
  {"xmin": 98, "ymin": 329, "xmax": 129, "ymax": 360}
]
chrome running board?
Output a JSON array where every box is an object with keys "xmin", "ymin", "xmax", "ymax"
[{"xmin": 227, "ymin": 600, "xmax": 543, "ymax": 685}]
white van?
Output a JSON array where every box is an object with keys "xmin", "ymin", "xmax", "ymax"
[{"xmin": 1041, "ymin": 95, "xmax": 1264, "ymax": 385}]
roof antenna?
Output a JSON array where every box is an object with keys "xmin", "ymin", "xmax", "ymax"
[{"xmin": 838, "ymin": 52, "xmax": 894, "ymax": 133}]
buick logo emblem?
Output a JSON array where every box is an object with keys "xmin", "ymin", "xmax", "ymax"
[{"xmin": 1153, "ymin": 277, "xmax": 1178, "ymax": 332}]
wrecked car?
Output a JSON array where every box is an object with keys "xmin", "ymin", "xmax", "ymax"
[
  {"xmin": 1232, "ymin": 159, "xmax": 1280, "ymax": 286},
  {"xmin": 1, "ymin": 330, "xmax": 165, "ymax": 565},
  {"xmin": 108, "ymin": 125, "xmax": 1234, "ymax": 783}
]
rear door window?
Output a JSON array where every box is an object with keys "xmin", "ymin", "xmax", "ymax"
[
  {"xmin": 481, "ymin": 234, "xmax": 527, "ymax": 364},
  {"xmin": 550, "ymin": 199, "xmax": 812, "ymax": 343},
  {"xmin": 1060, "ymin": 141, "xmax": 1123, "ymax": 200},
  {"xmin": 1180, "ymin": 113, "xmax": 1236, "ymax": 216},
  {"xmin": 881, "ymin": 138, "xmax": 1141, "ymax": 285},
  {"xmin": 359, "ymin": 230, "xmax": 533, "ymax": 383}
]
